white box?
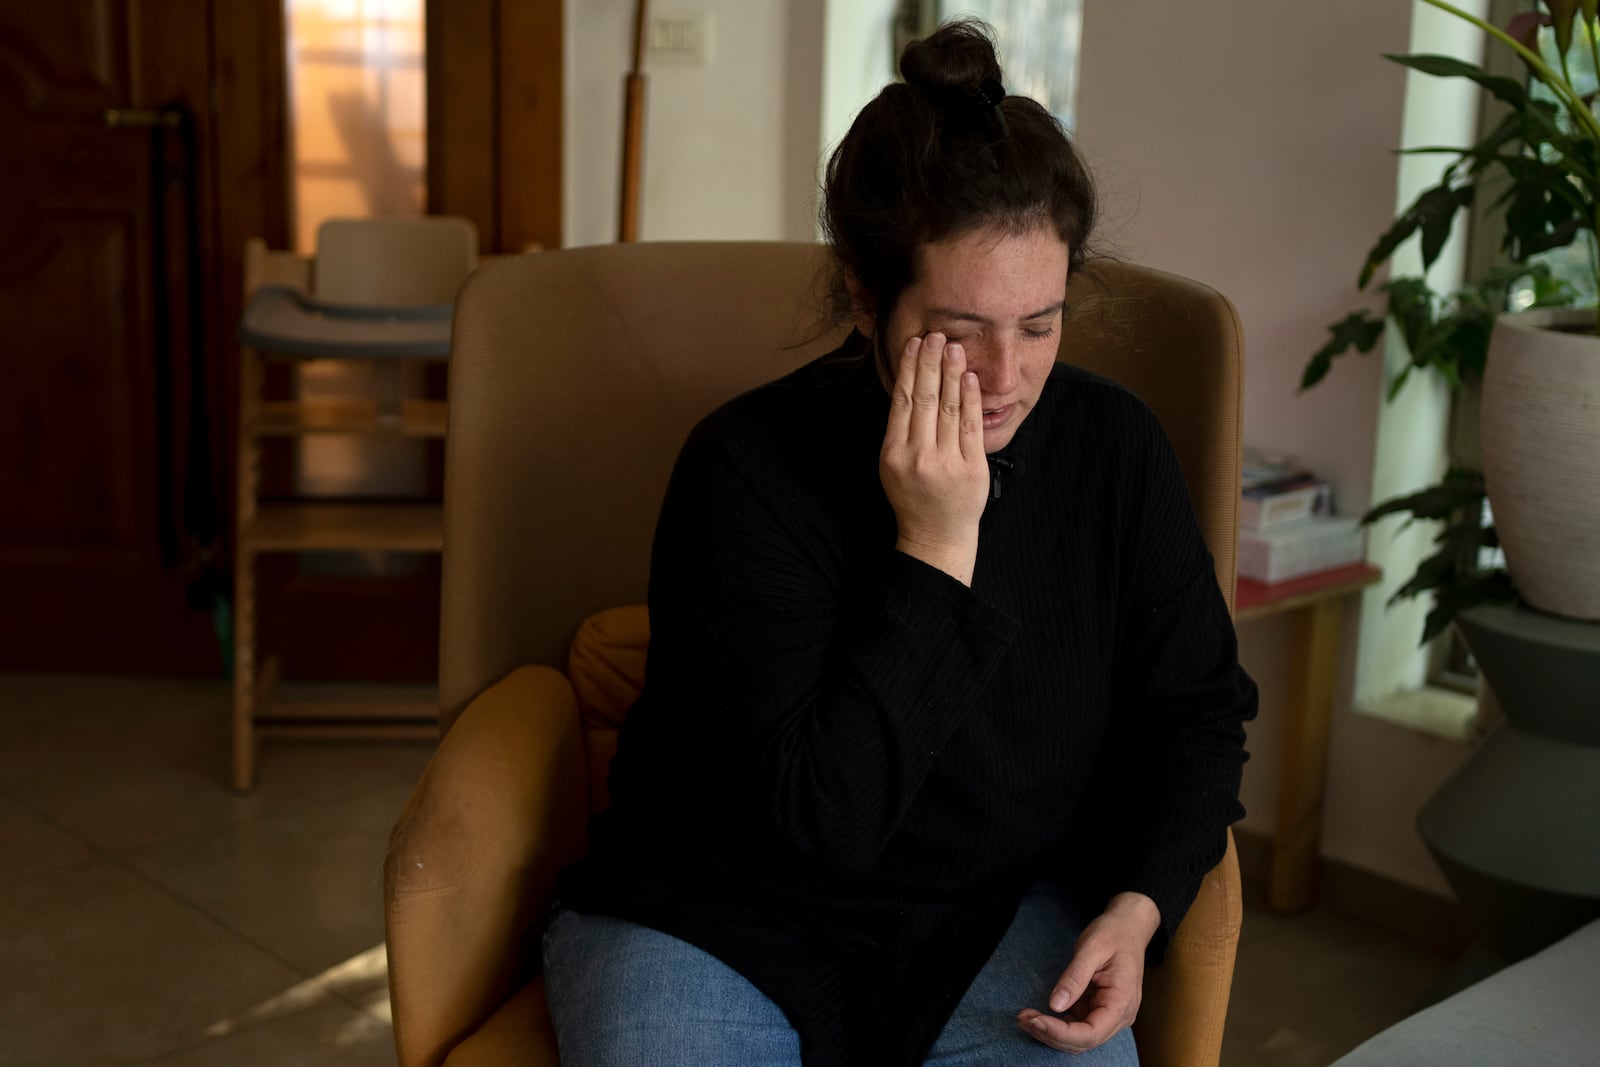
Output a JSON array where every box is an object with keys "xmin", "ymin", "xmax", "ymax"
[{"xmin": 1238, "ymin": 517, "xmax": 1366, "ymax": 584}]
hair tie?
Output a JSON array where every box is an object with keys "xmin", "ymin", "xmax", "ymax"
[{"xmin": 970, "ymin": 77, "xmax": 1008, "ymax": 148}]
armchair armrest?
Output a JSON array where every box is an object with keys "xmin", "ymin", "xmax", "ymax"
[
  {"xmin": 386, "ymin": 666, "xmax": 588, "ymax": 1067},
  {"xmin": 1133, "ymin": 830, "xmax": 1243, "ymax": 1067}
]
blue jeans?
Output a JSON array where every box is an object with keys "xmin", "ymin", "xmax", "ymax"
[{"xmin": 541, "ymin": 882, "xmax": 1140, "ymax": 1066}]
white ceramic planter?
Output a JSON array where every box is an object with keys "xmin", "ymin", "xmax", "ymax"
[{"xmin": 1481, "ymin": 308, "xmax": 1600, "ymax": 621}]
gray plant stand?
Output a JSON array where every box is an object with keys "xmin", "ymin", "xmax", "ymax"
[{"xmin": 1416, "ymin": 601, "xmax": 1600, "ymax": 963}]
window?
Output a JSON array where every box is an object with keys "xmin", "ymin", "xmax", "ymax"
[
  {"xmin": 938, "ymin": 0, "xmax": 1084, "ymax": 128},
  {"xmin": 1509, "ymin": 15, "xmax": 1600, "ymax": 309},
  {"xmin": 285, "ymin": 0, "xmax": 426, "ymax": 254},
  {"xmin": 895, "ymin": 1, "xmax": 1082, "ymax": 127}
]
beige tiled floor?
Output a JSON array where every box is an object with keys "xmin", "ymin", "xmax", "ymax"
[
  {"xmin": 0, "ymin": 673, "xmax": 425, "ymax": 1066},
  {"xmin": 0, "ymin": 673, "xmax": 1453, "ymax": 1066}
]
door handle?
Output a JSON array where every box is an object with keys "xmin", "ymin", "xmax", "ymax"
[{"xmin": 104, "ymin": 107, "xmax": 183, "ymax": 130}]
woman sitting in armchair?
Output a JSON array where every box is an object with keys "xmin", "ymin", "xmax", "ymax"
[{"xmin": 540, "ymin": 19, "xmax": 1257, "ymax": 1067}]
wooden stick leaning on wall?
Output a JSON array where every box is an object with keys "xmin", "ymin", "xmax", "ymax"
[{"xmin": 618, "ymin": 0, "xmax": 649, "ymax": 242}]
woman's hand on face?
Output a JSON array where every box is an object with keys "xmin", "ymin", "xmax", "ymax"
[
  {"xmin": 879, "ymin": 332, "xmax": 990, "ymax": 585},
  {"xmin": 1015, "ymin": 892, "xmax": 1160, "ymax": 1053}
]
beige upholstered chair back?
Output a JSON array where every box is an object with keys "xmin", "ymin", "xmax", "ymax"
[
  {"xmin": 403, "ymin": 241, "xmax": 1245, "ymax": 1067},
  {"xmin": 440, "ymin": 242, "xmax": 1242, "ymax": 734}
]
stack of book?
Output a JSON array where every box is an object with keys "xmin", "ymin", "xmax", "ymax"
[{"xmin": 1238, "ymin": 452, "xmax": 1365, "ymax": 584}]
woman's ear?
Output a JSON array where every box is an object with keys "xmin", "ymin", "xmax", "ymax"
[{"xmin": 844, "ymin": 272, "xmax": 876, "ymax": 337}]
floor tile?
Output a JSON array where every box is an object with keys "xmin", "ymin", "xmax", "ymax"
[
  {"xmin": 2, "ymin": 670, "xmax": 1470, "ymax": 1066},
  {"xmin": 0, "ymin": 858, "xmax": 308, "ymax": 1066},
  {"xmin": 0, "ymin": 674, "xmax": 432, "ymax": 857},
  {"xmin": 135, "ymin": 998, "xmax": 395, "ymax": 1067},
  {"xmin": 1223, "ymin": 891, "xmax": 1453, "ymax": 1067},
  {"xmin": 0, "ymin": 676, "xmax": 243, "ymax": 854},
  {"xmin": 0, "ymin": 791, "xmax": 95, "ymax": 887},
  {"xmin": 122, "ymin": 814, "xmax": 396, "ymax": 978}
]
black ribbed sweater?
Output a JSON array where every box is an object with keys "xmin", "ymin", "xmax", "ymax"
[{"xmin": 560, "ymin": 337, "xmax": 1257, "ymax": 1067}]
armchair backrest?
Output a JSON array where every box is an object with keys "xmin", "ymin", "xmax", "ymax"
[
  {"xmin": 440, "ymin": 242, "xmax": 1243, "ymax": 735},
  {"xmin": 432, "ymin": 241, "xmax": 1246, "ymax": 1067}
]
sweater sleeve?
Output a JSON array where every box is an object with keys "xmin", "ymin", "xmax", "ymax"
[
  {"xmin": 640, "ymin": 415, "xmax": 1021, "ymax": 879},
  {"xmin": 1088, "ymin": 401, "xmax": 1257, "ymax": 959}
]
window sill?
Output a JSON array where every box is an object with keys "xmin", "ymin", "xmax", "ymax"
[{"xmin": 1355, "ymin": 686, "xmax": 1480, "ymax": 743}]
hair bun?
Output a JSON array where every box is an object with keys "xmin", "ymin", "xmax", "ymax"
[{"xmin": 899, "ymin": 17, "xmax": 1005, "ymax": 100}]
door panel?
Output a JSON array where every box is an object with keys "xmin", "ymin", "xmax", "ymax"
[{"xmin": 0, "ymin": 2, "xmax": 218, "ymax": 674}]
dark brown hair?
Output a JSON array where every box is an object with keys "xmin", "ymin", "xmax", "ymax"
[{"xmin": 821, "ymin": 18, "xmax": 1097, "ymax": 339}]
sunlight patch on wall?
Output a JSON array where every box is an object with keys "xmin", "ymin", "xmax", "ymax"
[{"xmin": 286, "ymin": 0, "xmax": 426, "ymax": 254}]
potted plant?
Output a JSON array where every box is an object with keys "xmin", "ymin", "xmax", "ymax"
[{"xmin": 1311, "ymin": 0, "xmax": 1600, "ymax": 626}]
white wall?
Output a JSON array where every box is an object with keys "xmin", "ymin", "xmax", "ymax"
[
  {"xmin": 564, "ymin": 0, "xmax": 801, "ymax": 245},
  {"xmin": 1074, "ymin": 0, "xmax": 1477, "ymax": 895}
]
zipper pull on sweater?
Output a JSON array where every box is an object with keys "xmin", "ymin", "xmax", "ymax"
[{"xmin": 988, "ymin": 456, "xmax": 1014, "ymax": 501}]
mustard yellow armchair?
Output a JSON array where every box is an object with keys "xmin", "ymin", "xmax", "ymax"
[{"xmin": 385, "ymin": 243, "xmax": 1247, "ymax": 1067}]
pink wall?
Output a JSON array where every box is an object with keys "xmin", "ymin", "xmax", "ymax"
[
  {"xmin": 1075, "ymin": 0, "xmax": 1408, "ymax": 511},
  {"xmin": 1074, "ymin": 0, "xmax": 1464, "ymax": 893}
]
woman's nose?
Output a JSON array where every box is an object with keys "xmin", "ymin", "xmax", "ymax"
[{"xmin": 971, "ymin": 338, "xmax": 1019, "ymax": 396}]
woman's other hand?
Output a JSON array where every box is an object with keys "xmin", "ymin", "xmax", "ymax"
[
  {"xmin": 1015, "ymin": 891, "xmax": 1160, "ymax": 1053},
  {"xmin": 879, "ymin": 332, "xmax": 990, "ymax": 585}
]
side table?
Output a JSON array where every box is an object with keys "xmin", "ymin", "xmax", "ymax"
[{"xmin": 1236, "ymin": 562, "xmax": 1383, "ymax": 912}]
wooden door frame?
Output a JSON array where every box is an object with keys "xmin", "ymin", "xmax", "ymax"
[
  {"xmin": 428, "ymin": 0, "xmax": 564, "ymax": 251},
  {"xmin": 212, "ymin": 0, "xmax": 292, "ymax": 546}
]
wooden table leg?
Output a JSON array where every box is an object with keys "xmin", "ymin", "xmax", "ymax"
[{"xmin": 1269, "ymin": 597, "xmax": 1343, "ymax": 912}]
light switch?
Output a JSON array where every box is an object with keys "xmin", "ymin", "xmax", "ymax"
[{"xmin": 647, "ymin": 13, "xmax": 710, "ymax": 66}]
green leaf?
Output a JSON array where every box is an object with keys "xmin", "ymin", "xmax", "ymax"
[
  {"xmin": 1382, "ymin": 276, "xmax": 1435, "ymax": 355},
  {"xmin": 1301, "ymin": 311, "xmax": 1385, "ymax": 391},
  {"xmin": 1581, "ymin": 0, "xmax": 1598, "ymax": 25},
  {"xmin": 1420, "ymin": 184, "xmax": 1475, "ymax": 271},
  {"xmin": 1360, "ymin": 183, "xmax": 1472, "ymax": 287},
  {"xmin": 1437, "ymin": 312, "xmax": 1493, "ymax": 383},
  {"xmin": 1362, "ymin": 472, "xmax": 1485, "ymax": 525},
  {"xmin": 1385, "ymin": 53, "xmax": 1530, "ymax": 109},
  {"xmin": 1516, "ymin": 215, "xmax": 1583, "ymax": 257},
  {"xmin": 1387, "ymin": 366, "xmax": 1413, "ymax": 401},
  {"xmin": 1489, "ymin": 155, "xmax": 1591, "ymax": 259},
  {"xmin": 1530, "ymin": 270, "xmax": 1582, "ymax": 306},
  {"xmin": 1357, "ymin": 466, "xmax": 1505, "ymax": 644},
  {"xmin": 1391, "ymin": 550, "xmax": 1457, "ymax": 602},
  {"xmin": 1418, "ymin": 570, "xmax": 1517, "ymax": 644}
]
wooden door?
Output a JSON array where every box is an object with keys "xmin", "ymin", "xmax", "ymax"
[
  {"xmin": 428, "ymin": 0, "xmax": 563, "ymax": 252},
  {"xmin": 0, "ymin": 2, "xmax": 227, "ymax": 674},
  {"xmin": 0, "ymin": 0, "xmax": 559, "ymax": 680}
]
